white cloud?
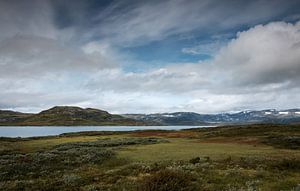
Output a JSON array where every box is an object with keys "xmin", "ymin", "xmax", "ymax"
[
  {"xmin": 182, "ymin": 41, "xmax": 227, "ymax": 56},
  {"xmin": 213, "ymin": 21, "xmax": 300, "ymax": 87}
]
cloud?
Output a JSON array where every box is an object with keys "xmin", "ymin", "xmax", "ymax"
[
  {"xmin": 2, "ymin": 21, "xmax": 300, "ymax": 113},
  {"xmin": 0, "ymin": 0, "xmax": 300, "ymax": 114},
  {"xmin": 87, "ymin": 19, "xmax": 300, "ymax": 95},
  {"xmin": 0, "ymin": 35, "xmax": 118, "ymax": 78},
  {"xmin": 0, "ymin": 0, "xmax": 59, "ymax": 41},
  {"xmin": 182, "ymin": 41, "xmax": 227, "ymax": 56},
  {"xmin": 213, "ymin": 21, "xmax": 300, "ymax": 87},
  {"xmin": 83, "ymin": 0, "xmax": 300, "ymax": 47},
  {"xmin": 84, "ymin": 21, "xmax": 300, "ymax": 113},
  {"xmin": 84, "ymin": 66, "xmax": 209, "ymax": 94}
]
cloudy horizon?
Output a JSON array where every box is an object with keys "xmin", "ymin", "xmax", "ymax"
[{"xmin": 1, "ymin": 0, "xmax": 300, "ymax": 114}]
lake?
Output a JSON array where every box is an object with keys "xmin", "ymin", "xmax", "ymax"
[{"xmin": 0, "ymin": 126, "xmax": 214, "ymax": 138}]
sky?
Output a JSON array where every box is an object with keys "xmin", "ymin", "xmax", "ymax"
[{"xmin": 0, "ymin": 0, "xmax": 300, "ymax": 114}]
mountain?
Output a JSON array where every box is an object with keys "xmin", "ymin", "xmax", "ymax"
[
  {"xmin": 0, "ymin": 110, "xmax": 33, "ymax": 123},
  {"xmin": 122, "ymin": 109, "xmax": 300, "ymax": 125},
  {"xmin": 123, "ymin": 112, "xmax": 209, "ymax": 125},
  {"xmin": 0, "ymin": 106, "xmax": 146, "ymax": 126},
  {"xmin": 1, "ymin": 107, "xmax": 300, "ymax": 126}
]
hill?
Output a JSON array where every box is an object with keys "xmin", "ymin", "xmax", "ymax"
[
  {"xmin": 0, "ymin": 110, "xmax": 33, "ymax": 123},
  {"xmin": 0, "ymin": 106, "xmax": 146, "ymax": 126}
]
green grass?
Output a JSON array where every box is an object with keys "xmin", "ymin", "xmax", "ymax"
[
  {"xmin": 1, "ymin": 134, "xmax": 128, "ymax": 153},
  {"xmin": 118, "ymin": 138, "xmax": 300, "ymax": 162}
]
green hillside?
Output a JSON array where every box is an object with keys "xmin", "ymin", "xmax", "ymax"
[{"xmin": 0, "ymin": 106, "xmax": 146, "ymax": 126}]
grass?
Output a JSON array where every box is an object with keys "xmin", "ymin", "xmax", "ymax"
[
  {"xmin": 1, "ymin": 134, "xmax": 128, "ymax": 153},
  {"xmin": 118, "ymin": 138, "xmax": 300, "ymax": 162},
  {"xmin": 0, "ymin": 124, "xmax": 300, "ymax": 190}
]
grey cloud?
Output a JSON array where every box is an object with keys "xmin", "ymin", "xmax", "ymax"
[
  {"xmin": 0, "ymin": 35, "xmax": 117, "ymax": 78},
  {"xmin": 0, "ymin": 0, "xmax": 58, "ymax": 41},
  {"xmin": 0, "ymin": 91, "xmax": 93, "ymax": 113}
]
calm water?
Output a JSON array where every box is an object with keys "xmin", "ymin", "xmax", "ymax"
[{"xmin": 0, "ymin": 126, "xmax": 214, "ymax": 138}]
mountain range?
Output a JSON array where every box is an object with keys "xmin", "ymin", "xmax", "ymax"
[
  {"xmin": 1, "ymin": 106, "xmax": 300, "ymax": 126},
  {"xmin": 122, "ymin": 109, "xmax": 300, "ymax": 125}
]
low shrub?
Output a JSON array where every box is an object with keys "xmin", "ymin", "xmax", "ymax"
[
  {"xmin": 264, "ymin": 136, "xmax": 300, "ymax": 149},
  {"xmin": 272, "ymin": 158, "xmax": 300, "ymax": 171},
  {"xmin": 189, "ymin": 157, "xmax": 200, "ymax": 164},
  {"xmin": 139, "ymin": 169, "xmax": 197, "ymax": 191},
  {"xmin": 54, "ymin": 137, "xmax": 168, "ymax": 150}
]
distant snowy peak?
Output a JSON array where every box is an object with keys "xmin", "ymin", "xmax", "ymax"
[
  {"xmin": 123, "ymin": 109, "xmax": 300, "ymax": 125},
  {"xmin": 262, "ymin": 109, "xmax": 300, "ymax": 115},
  {"xmin": 162, "ymin": 114, "xmax": 175, "ymax": 117}
]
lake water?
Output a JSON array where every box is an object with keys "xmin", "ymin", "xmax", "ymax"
[{"xmin": 0, "ymin": 126, "xmax": 214, "ymax": 138}]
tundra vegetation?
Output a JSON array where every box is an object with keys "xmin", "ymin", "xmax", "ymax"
[{"xmin": 0, "ymin": 124, "xmax": 299, "ymax": 191}]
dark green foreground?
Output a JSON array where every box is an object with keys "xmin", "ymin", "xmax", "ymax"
[{"xmin": 0, "ymin": 124, "xmax": 299, "ymax": 191}]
